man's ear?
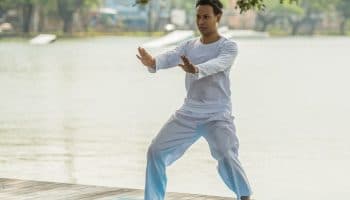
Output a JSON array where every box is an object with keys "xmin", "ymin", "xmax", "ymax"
[{"xmin": 216, "ymin": 14, "xmax": 222, "ymax": 23}]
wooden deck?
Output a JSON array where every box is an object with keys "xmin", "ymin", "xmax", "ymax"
[{"xmin": 0, "ymin": 178, "xmax": 236, "ymax": 200}]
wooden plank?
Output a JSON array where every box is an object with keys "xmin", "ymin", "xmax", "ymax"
[{"xmin": 0, "ymin": 178, "xmax": 236, "ymax": 200}]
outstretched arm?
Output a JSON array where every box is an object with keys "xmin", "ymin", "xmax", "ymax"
[
  {"xmin": 137, "ymin": 40, "xmax": 188, "ymax": 73},
  {"xmin": 136, "ymin": 47, "xmax": 156, "ymax": 71}
]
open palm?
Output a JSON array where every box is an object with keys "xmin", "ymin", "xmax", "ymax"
[{"xmin": 136, "ymin": 47, "xmax": 155, "ymax": 68}]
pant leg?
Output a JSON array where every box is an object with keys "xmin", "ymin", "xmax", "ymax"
[
  {"xmin": 144, "ymin": 113, "xmax": 200, "ymax": 200},
  {"xmin": 202, "ymin": 117, "xmax": 253, "ymax": 199}
]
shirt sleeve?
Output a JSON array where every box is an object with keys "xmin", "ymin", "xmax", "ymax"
[
  {"xmin": 193, "ymin": 40, "xmax": 238, "ymax": 79},
  {"xmin": 148, "ymin": 40, "xmax": 188, "ymax": 73}
]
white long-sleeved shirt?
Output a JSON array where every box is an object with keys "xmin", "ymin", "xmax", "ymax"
[{"xmin": 148, "ymin": 36, "xmax": 238, "ymax": 114}]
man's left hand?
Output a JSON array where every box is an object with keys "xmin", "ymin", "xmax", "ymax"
[{"xmin": 179, "ymin": 55, "xmax": 198, "ymax": 74}]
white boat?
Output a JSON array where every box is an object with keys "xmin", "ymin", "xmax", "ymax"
[
  {"xmin": 142, "ymin": 30, "xmax": 194, "ymax": 48},
  {"xmin": 30, "ymin": 34, "xmax": 57, "ymax": 45},
  {"xmin": 0, "ymin": 23, "xmax": 13, "ymax": 32}
]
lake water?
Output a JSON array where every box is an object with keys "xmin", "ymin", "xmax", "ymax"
[{"xmin": 1, "ymin": 36, "xmax": 349, "ymax": 200}]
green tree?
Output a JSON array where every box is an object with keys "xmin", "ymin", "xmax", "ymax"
[
  {"xmin": 139, "ymin": 0, "xmax": 298, "ymax": 13},
  {"xmin": 0, "ymin": 0, "xmax": 14, "ymax": 18},
  {"xmin": 20, "ymin": 0, "xmax": 34, "ymax": 33},
  {"xmin": 336, "ymin": 0, "xmax": 350, "ymax": 35},
  {"xmin": 57, "ymin": 0, "xmax": 82, "ymax": 33},
  {"xmin": 255, "ymin": 0, "xmax": 303, "ymax": 32},
  {"xmin": 0, "ymin": 0, "xmax": 34, "ymax": 33},
  {"xmin": 232, "ymin": 0, "xmax": 298, "ymax": 13},
  {"xmin": 34, "ymin": 0, "xmax": 56, "ymax": 32},
  {"xmin": 57, "ymin": 0, "xmax": 99, "ymax": 33},
  {"xmin": 285, "ymin": 0, "xmax": 336, "ymax": 35}
]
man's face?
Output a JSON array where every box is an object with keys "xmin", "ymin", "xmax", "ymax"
[{"xmin": 196, "ymin": 5, "xmax": 221, "ymax": 36}]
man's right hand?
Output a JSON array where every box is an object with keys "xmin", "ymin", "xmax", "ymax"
[{"xmin": 136, "ymin": 47, "xmax": 156, "ymax": 69}]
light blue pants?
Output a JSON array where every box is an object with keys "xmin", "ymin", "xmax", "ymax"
[{"xmin": 144, "ymin": 110, "xmax": 252, "ymax": 200}]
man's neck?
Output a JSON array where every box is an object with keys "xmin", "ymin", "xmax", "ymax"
[{"xmin": 200, "ymin": 32, "xmax": 221, "ymax": 44}]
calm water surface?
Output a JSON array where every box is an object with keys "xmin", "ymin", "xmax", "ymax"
[{"xmin": 1, "ymin": 36, "xmax": 350, "ymax": 200}]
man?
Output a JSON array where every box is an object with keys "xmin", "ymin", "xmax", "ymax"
[{"xmin": 136, "ymin": 0, "xmax": 252, "ymax": 200}]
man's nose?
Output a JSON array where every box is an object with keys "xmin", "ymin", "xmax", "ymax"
[{"xmin": 198, "ymin": 18, "xmax": 205, "ymax": 25}]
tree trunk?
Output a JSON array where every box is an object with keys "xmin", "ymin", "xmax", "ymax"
[
  {"xmin": 256, "ymin": 14, "xmax": 277, "ymax": 32},
  {"xmin": 38, "ymin": 7, "xmax": 45, "ymax": 32},
  {"xmin": 148, "ymin": 3, "xmax": 153, "ymax": 33},
  {"xmin": 288, "ymin": 16, "xmax": 305, "ymax": 36},
  {"xmin": 308, "ymin": 19, "xmax": 318, "ymax": 35},
  {"xmin": 340, "ymin": 19, "xmax": 347, "ymax": 35},
  {"xmin": 260, "ymin": 20, "xmax": 268, "ymax": 32},
  {"xmin": 289, "ymin": 19, "xmax": 301, "ymax": 35},
  {"xmin": 292, "ymin": 23, "xmax": 301, "ymax": 35},
  {"xmin": 32, "ymin": 4, "xmax": 40, "ymax": 33},
  {"xmin": 63, "ymin": 14, "xmax": 74, "ymax": 33},
  {"xmin": 79, "ymin": 9, "xmax": 89, "ymax": 32},
  {"xmin": 22, "ymin": 3, "xmax": 33, "ymax": 33},
  {"xmin": 57, "ymin": 0, "xmax": 82, "ymax": 33}
]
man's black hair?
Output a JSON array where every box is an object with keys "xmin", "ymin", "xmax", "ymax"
[{"xmin": 195, "ymin": 0, "xmax": 223, "ymax": 15}]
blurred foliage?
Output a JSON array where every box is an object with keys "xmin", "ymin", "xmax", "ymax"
[
  {"xmin": 57, "ymin": 0, "xmax": 99, "ymax": 33},
  {"xmin": 136, "ymin": 0, "xmax": 299, "ymax": 13},
  {"xmin": 336, "ymin": 0, "xmax": 350, "ymax": 34},
  {"xmin": 236, "ymin": 0, "xmax": 298, "ymax": 13},
  {"xmin": 0, "ymin": 0, "xmax": 99, "ymax": 33},
  {"xmin": 255, "ymin": 0, "xmax": 303, "ymax": 31},
  {"xmin": 0, "ymin": 0, "xmax": 349, "ymax": 35},
  {"xmin": 255, "ymin": 0, "xmax": 348, "ymax": 35}
]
